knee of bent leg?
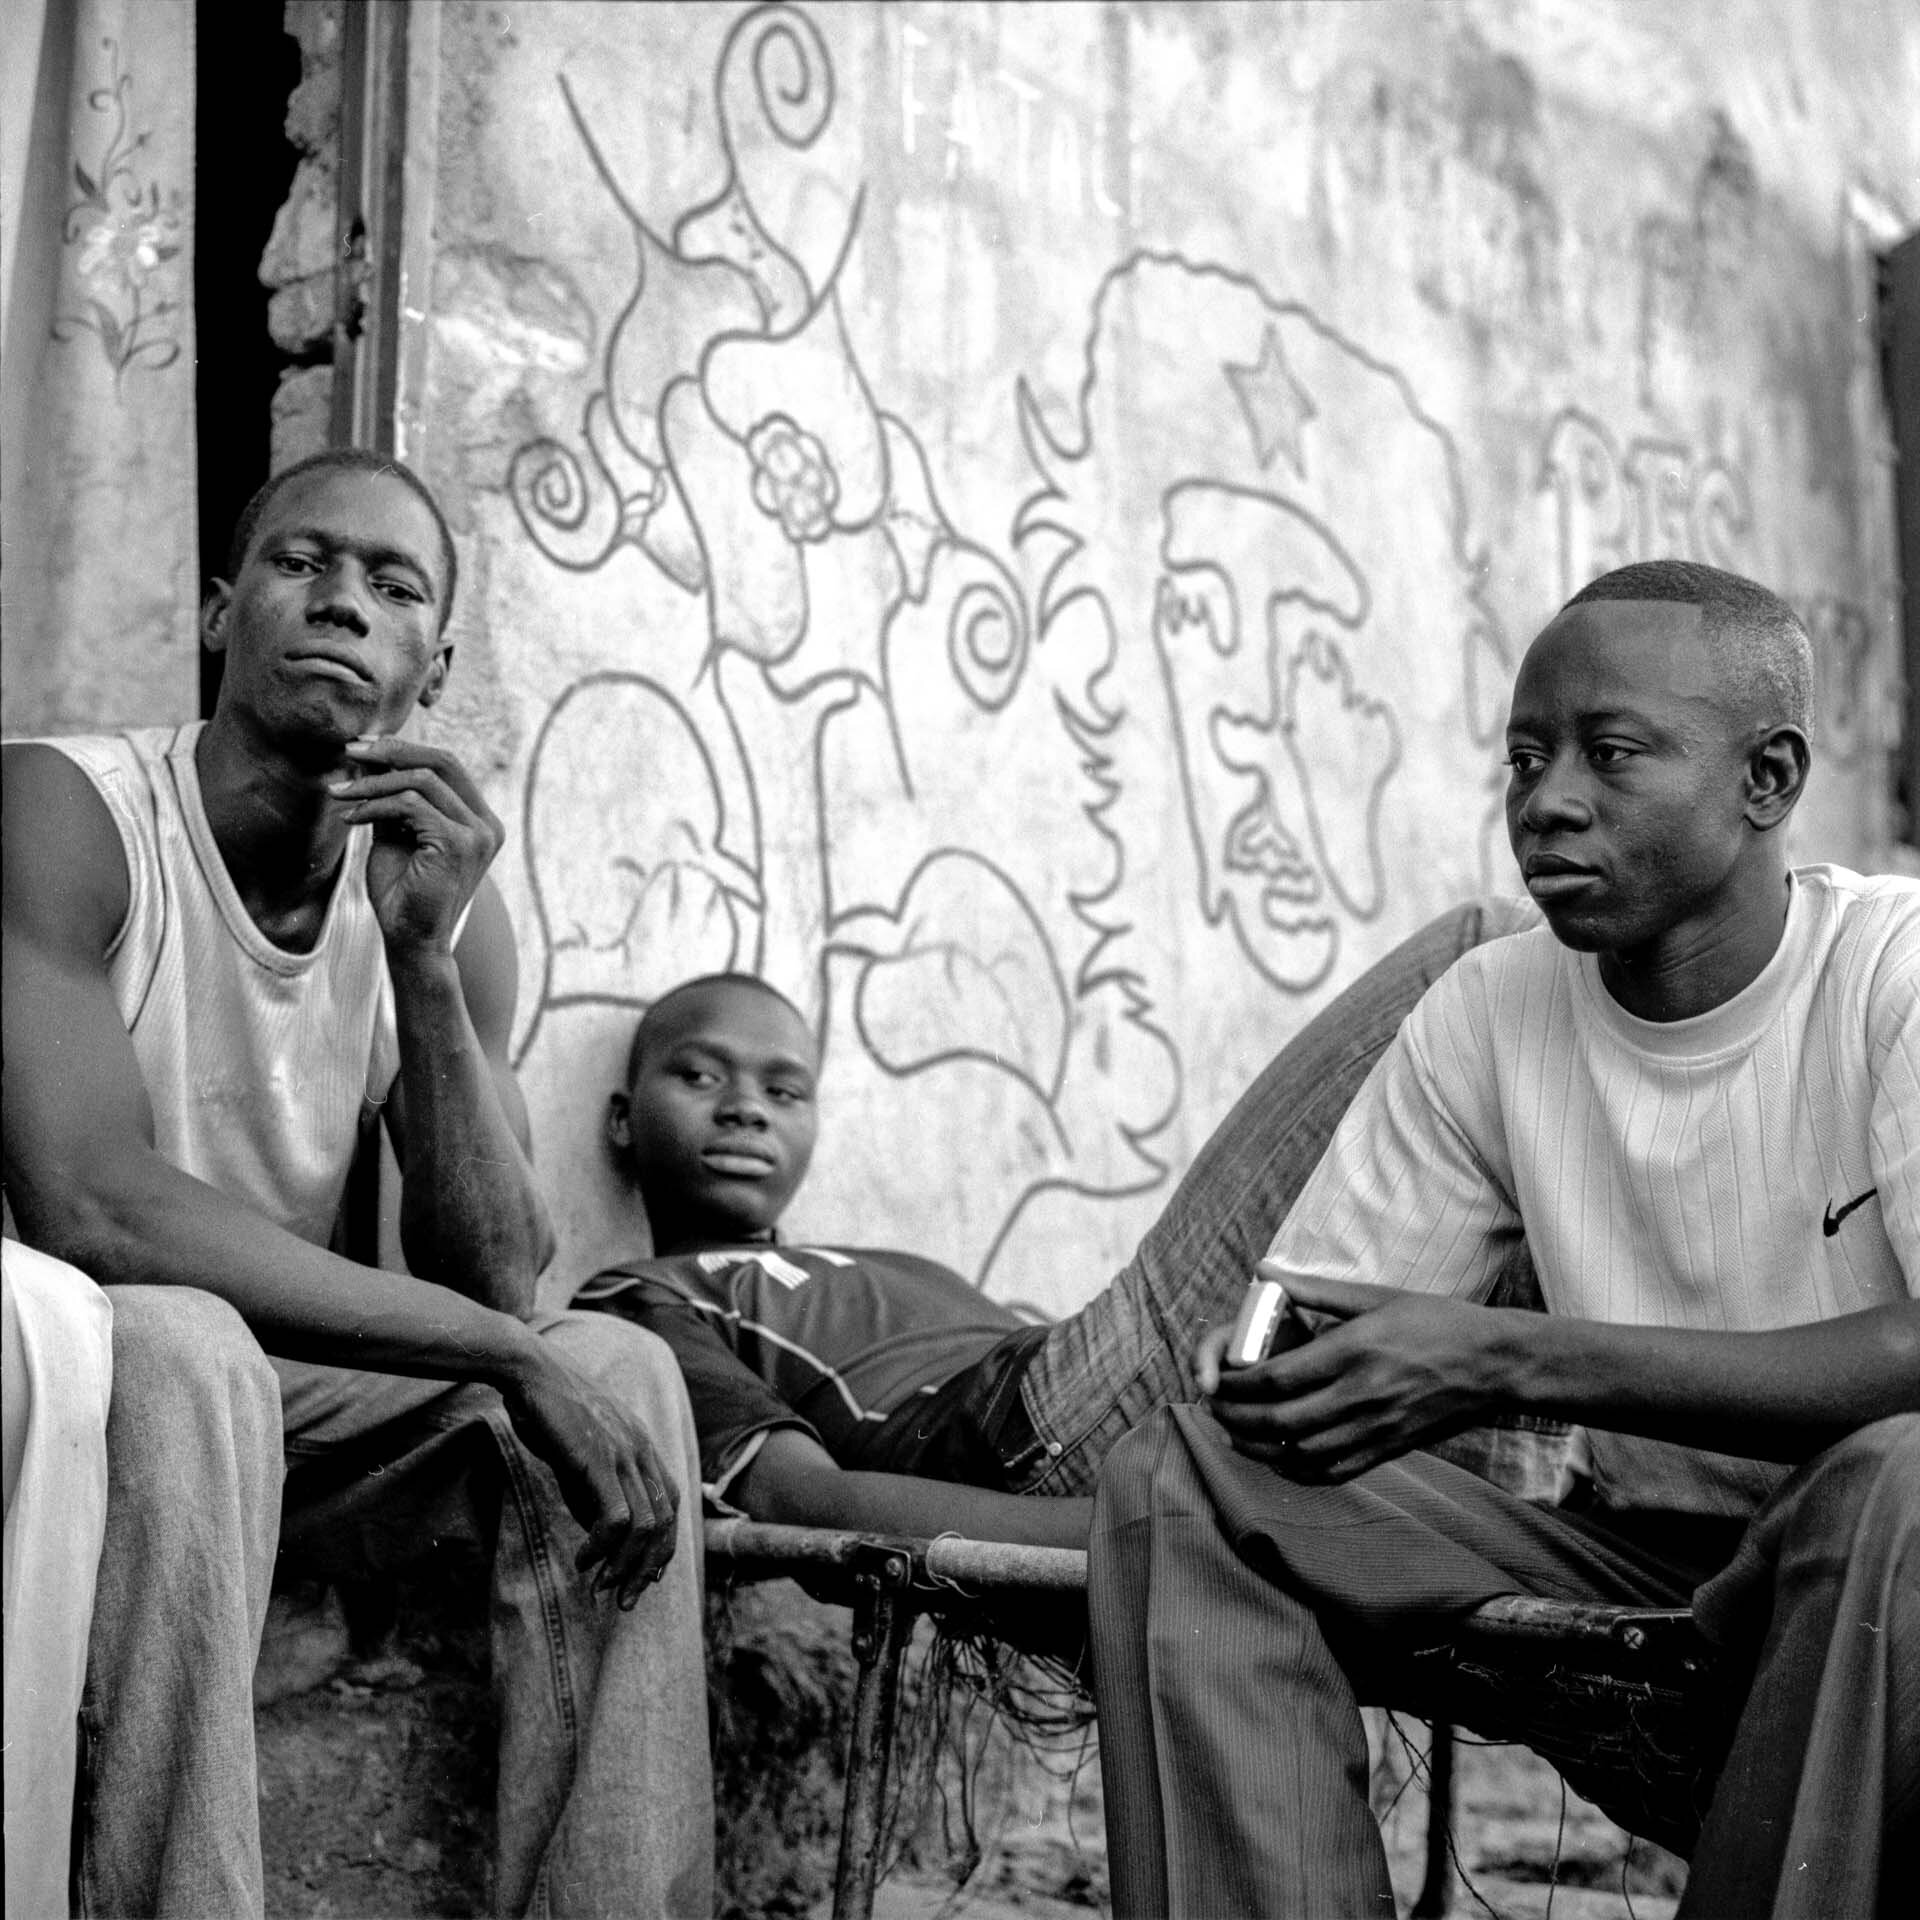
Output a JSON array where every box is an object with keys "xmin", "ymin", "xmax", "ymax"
[
  {"xmin": 542, "ymin": 1310, "xmax": 697, "ymax": 1442},
  {"xmin": 105, "ymin": 1284, "xmax": 280, "ymax": 1429},
  {"xmin": 1795, "ymin": 1415, "xmax": 1920, "ymax": 1544},
  {"xmin": 542, "ymin": 1309, "xmax": 675, "ymax": 1390}
]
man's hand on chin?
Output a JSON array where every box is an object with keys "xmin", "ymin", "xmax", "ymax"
[{"xmin": 327, "ymin": 736, "xmax": 504, "ymax": 958}]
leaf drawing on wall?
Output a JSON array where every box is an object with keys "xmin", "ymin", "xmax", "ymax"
[
  {"xmin": 833, "ymin": 852, "xmax": 1070, "ymax": 1114},
  {"xmin": 517, "ymin": 673, "xmax": 762, "ymax": 1066}
]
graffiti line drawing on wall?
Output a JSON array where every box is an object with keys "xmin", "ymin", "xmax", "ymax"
[
  {"xmin": 1016, "ymin": 252, "xmax": 1508, "ymax": 997},
  {"xmin": 1537, "ymin": 406, "xmax": 1750, "ymax": 605},
  {"xmin": 522, "ymin": 671, "xmax": 763, "ymax": 1016},
  {"xmin": 509, "ymin": 3, "xmax": 1181, "ymax": 1277},
  {"xmin": 505, "ymin": 4, "xmax": 1557, "ymax": 1283}
]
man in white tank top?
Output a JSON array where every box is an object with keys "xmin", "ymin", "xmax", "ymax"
[
  {"xmin": 1087, "ymin": 561, "xmax": 1918, "ymax": 1917},
  {"xmin": 3, "ymin": 452, "xmax": 710, "ymax": 1917}
]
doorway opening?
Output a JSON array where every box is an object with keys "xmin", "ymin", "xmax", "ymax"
[{"xmin": 193, "ymin": 6, "xmax": 302, "ymax": 718}]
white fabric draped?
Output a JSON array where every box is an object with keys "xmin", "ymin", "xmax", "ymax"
[{"xmin": 2, "ymin": 1241, "xmax": 113, "ymax": 1920}]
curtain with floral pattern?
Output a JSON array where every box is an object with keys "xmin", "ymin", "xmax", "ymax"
[{"xmin": 2, "ymin": 0, "xmax": 197, "ymax": 734}]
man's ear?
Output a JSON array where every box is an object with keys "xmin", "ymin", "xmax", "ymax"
[
  {"xmin": 1744, "ymin": 724, "xmax": 1811, "ymax": 833},
  {"xmin": 201, "ymin": 580, "xmax": 234, "ymax": 654},
  {"xmin": 606, "ymin": 1089, "xmax": 632, "ymax": 1153},
  {"xmin": 416, "ymin": 642, "xmax": 454, "ymax": 710}
]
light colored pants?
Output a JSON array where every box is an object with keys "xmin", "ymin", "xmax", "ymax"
[
  {"xmin": 271, "ymin": 1312, "xmax": 713, "ymax": 1919},
  {"xmin": 1089, "ymin": 1405, "xmax": 1919, "ymax": 1919},
  {"xmin": 78, "ymin": 1295, "xmax": 712, "ymax": 1919},
  {"xmin": 78, "ymin": 1286, "xmax": 283, "ymax": 1920},
  {"xmin": 1017, "ymin": 896, "xmax": 1560, "ymax": 1499}
]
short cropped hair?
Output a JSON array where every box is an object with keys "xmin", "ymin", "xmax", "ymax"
[
  {"xmin": 624, "ymin": 973, "xmax": 811, "ymax": 1087},
  {"xmin": 1565, "ymin": 559, "xmax": 1813, "ymax": 735},
  {"xmin": 226, "ymin": 448, "xmax": 459, "ymax": 631}
]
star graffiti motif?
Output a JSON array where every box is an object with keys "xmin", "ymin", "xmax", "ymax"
[{"xmin": 1225, "ymin": 324, "xmax": 1317, "ymax": 477}]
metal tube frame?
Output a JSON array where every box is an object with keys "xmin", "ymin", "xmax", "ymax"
[{"xmin": 704, "ymin": 1521, "xmax": 1713, "ymax": 1920}]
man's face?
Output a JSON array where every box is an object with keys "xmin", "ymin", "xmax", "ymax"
[
  {"xmin": 206, "ymin": 469, "xmax": 450, "ymax": 746},
  {"xmin": 610, "ymin": 982, "xmax": 819, "ymax": 1245},
  {"xmin": 1504, "ymin": 600, "xmax": 1754, "ymax": 959}
]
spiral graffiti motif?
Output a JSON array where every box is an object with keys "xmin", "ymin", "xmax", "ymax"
[
  {"xmin": 508, "ymin": 436, "xmax": 626, "ymax": 572},
  {"xmin": 948, "ymin": 572, "xmax": 1030, "ymax": 714},
  {"xmin": 736, "ymin": 3, "xmax": 835, "ymax": 153},
  {"xmin": 518, "ymin": 440, "xmax": 590, "ymax": 530}
]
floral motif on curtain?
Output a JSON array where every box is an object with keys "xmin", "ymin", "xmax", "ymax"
[{"xmin": 55, "ymin": 35, "xmax": 185, "ymax": 384}]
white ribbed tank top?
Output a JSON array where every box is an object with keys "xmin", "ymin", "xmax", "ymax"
[{"xmin": 40, "ymin": 722, "xmax": 399, "ymax": 1247}]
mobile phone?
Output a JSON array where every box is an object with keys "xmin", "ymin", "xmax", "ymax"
[{"xmin": 1224, "ymin": 1263, "xmax": 1314, "ymax": 1367}]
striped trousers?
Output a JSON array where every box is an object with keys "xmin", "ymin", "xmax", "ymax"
[{"xmin": 1088, "ymin": 1405, "xmax": 1919, "ymax": 1919}]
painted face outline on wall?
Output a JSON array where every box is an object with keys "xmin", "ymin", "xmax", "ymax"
[
  {"xmin": 1019, "ymin": 253, "xmax": 1504, "ymax": 1001},
  {"xmin": 1150, "ymin": 478, "xmax": 1401, "ymax": 993}
]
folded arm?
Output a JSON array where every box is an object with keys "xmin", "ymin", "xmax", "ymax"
[
  {"xmin": 2, "ymin": 744, "xmax": 663, "ymax": 1601},
  {"xmin": 599, "ymin": 1292, "xmax": 1092, "ymax": 1546}
]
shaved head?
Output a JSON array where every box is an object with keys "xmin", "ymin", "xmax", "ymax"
[
  {"xmin": 611, "ymin": 971, "xmax": 818, "ymax": 1246},
  {"xmin": 624, "ymin": 973, "xmax": 810, "ymax": 1089},
  {"xmin": 228, "ymin": 447, "xmax": 458, "ymax": 632},
  {"xmin": 1565, "ymin": 560, "xmax": 1813, "ymax": 739}
]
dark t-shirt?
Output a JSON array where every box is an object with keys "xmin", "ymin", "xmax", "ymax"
[{"xmin": 574, "ymin": 1244, "xmax": 1027, "ymax": 1491}]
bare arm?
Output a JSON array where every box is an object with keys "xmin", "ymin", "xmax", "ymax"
[
  {"xmin": 1201, "ymin": 1278, "xmax": 1920, "ymax": 1481},
  {"xmin": 733, "ymin": 1427, "xmax": 1093, "ymax": 1549},
  {"xmin": 2, "ymin": 744, "xmax": 665, "ymax": 1600},
  {"xmin": 381, "ymin": 875, "xmax": 554, "ymax": 1310},
  {"xmin": 1, "ymin": 745, "xmax": 531, "ymax": 1373},
  {"xmin": 331, "ymin": 738, "xmax": 554, "ymax": 1311}
]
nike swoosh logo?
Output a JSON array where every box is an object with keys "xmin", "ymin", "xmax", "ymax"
[{"xmin": 1822, "ymin": 1188, "xmax": 1880, "ymax": 1236}]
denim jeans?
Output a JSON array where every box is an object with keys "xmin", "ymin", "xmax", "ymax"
[
  {"xmin": 272, "ymin": 1312, "xmax": 713, "ymax": 1919},
  {"xmin": 1011, "ymin": 897, "xmax": 1560, "ymax": 1499},
  {"xmin": 78, "ymin": 1286, "xmax": 283, "ymax": 1920},
  {"xmin": 78, "ymin": 1297, "xmax": 710, "ymax": 1919}
]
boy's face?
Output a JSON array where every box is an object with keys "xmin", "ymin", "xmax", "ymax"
[{"xmin": 609, "ymin": 982, "xmax": 819, "ymax": 1246}]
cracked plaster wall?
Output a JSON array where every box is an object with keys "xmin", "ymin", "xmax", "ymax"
[{"xmin": 302, "ymin": 0, "xmax": 1918, "ymax": 1310}]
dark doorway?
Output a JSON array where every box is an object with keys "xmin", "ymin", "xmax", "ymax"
[{"xmin": 193, "ymin": 7, "xmax": 303, "ymax": 718}]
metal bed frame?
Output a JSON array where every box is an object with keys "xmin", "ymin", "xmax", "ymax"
[{"xmin": 704, "ymin": 1519, "xmax": 1718, "ymax": 1920}]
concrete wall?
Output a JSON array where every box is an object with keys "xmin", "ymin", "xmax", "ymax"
[{"xmin": 394, "ymin": 0, "xmax": 1919, "ymax": 1311}]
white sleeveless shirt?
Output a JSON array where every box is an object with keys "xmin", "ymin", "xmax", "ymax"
[{"xmin": 40, "ymin": 723, "xmax": 400, "ymax": 1247}]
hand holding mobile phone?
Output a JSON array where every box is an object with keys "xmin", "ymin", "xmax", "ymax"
[{"xmin": 1223, "ymin": 1260, "xmax": 1318, "ymax": 1367}]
